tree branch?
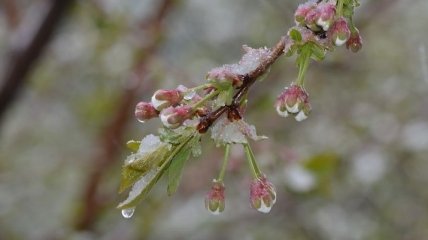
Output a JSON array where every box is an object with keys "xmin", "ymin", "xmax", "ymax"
[
  {"xmin": 0, "ymin": 0, "xmax": 75, "ymax": 127},
  {"xmin": 197, "ymin": 36, "xmax": 290, "ymax": 133}
]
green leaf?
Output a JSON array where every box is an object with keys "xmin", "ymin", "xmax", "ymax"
[
  {"xmin": 118, "ymin": 130, "xmax": 198, "ymax": 210},
  {"xmin": 289, "ymin": 28, "xmax": 302, "ymax": 42},
  {"xmin": 167, "ymin": 146, "xmax": 191, "ymax": 195},
  {"xmin": 126, "ymin": 140, "xmax": 141, "ymax": 152},
  {"xmin": 119, "ymin": 144, "xmax": 170, "ymax": 193}
]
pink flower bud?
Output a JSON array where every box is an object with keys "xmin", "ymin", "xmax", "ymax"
[
  {"xmin": 328, "ymin": 17, "xmax": 351, "ymax": 46},
  {"xmin": 151, "ymin": 89, "xmax": 183, "ymax": 111},
  {"xmin": 275, "ymin": 84, "xmax": 311, "ymax": 121},
  {"xmin": 304, "ymin": 8, "xmax": 321, "ymax": 32},
  {"xmin": 249, "ymin": 175, "xmax": 276, "ymax": 213},
  {"xmin": 135, "ymin": 101, "xmax": 158, "ymax": 122},
  {"xmin": 295, "ymin": 2, "xmax": 316, "ymax": 25},
  {"xmin": 316, "ymin": 3, "xmax": 336, "ymax": 31},
  {"xmin": 205, "ymin": 179, "xmax": 225, "ymax": 215},
  {"xmin": 160, "ymin": 105, "xmax": 193, "ymax": 129},
  {"xmin": 346, "ymin": 28, "xmax": 363, "ymax": 53}
]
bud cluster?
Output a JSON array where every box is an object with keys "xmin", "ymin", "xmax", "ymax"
[
  {"xmin": 134, "ymin": 86, "xmax": 208, "ymax": 129},
  {"xmin": 275, "ymin": 84, "xmax": 311, "ymax": 121},
  {"xmin": 295, "ymin": 1, "xmax": 336, "ymax": 32},
  {"xmin": 294, "ymin": 0, "xmax": 362, "ymax": 50}
]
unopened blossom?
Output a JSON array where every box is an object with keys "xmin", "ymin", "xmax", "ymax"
[
  {"xmin": 316, "ymin": 2, "xmax": 336, "ymax": 31},
  {"xmin": 151, "ymin": 88, "xmax": 184, "ymax": 110},
  {"xmin": 295, "ymin": 1, "xmax": 316, "ymax": 25},
  {"xmin": 328, "ymin": 17, "xmax": 351, "ymax": 46},
  {"xmin": 160, "ymin": 105, "xmax": 193, "ymax": 129},
  {"xmin": 249, "ymin": 175, "xmax": 277, "ymax": 213},
  {"xmin": 205, "ymin": 179, "xmax": 225, "ymax": 215},
  {"xmin": 304, "ymin": 8, "xmax": 322, "ymax": 32},
  {"xmin": 275, "ymin": 84, "xmax": 311, "ymax": 122},
  {"xmin": 346, "ymin": 28, "xmax": 363, "ymax": 52},
  {"xmin": 135, "ymin": 102, "xmax": 158, "ymax": 122}
]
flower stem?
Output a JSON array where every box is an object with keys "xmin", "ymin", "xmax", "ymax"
[
  {"xmin": 244, "ymin": 143, "xmax": 262, "ymax": 178},
  {"xmin": 217, "ymin": 144, "xmax": 231, "ymax": 181},
  {"xmin": 187, "ymin": 83, "xmax": 212, "ymax": 93},
  {"xmin": 191, "ymin": 89, "xmax": 219, "ymax": 110},
  {"xmin": 296, "ymin": 44, "xmax": 312, "ymax": 86}
]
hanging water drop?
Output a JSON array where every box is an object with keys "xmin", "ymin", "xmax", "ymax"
[{"xmin": 121, "ymin": 207, "xmax": 135, "ymax": 219}]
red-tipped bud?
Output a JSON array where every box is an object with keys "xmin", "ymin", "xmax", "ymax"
[
  {"xmin": 275, "ymin": 84, "xmax": 311, "ymax": 121},
  {"xmin": 328, "ymin": 17, "xmax": 351, "ymax": 46},
  {"xmin": 205, "ymin": 179, "xmax": 225, "ymax": 215},
  {"xmin": 295, "ymin": 2, "xmax": 316, "ymax": 25},
  {"xmin": 160, "ymin": 105, "xmax": 193, "ymax": 129},
  {"xmin": 316, "ymin": 3, "xmax": 336, "ymax": 31},
  {"xmin": 346, "ymin": 28, "xmax": 363, "ymax": 53},
  {"xmin": 151, "ymin": 89, "xmax": 183, "ymax": 111},
  {"xmin": 249, "ymin": 175, "xmax": 277, "ymax": 213},
  {"xmin": 135, "ymin": 102, "xmax": 158, "ymax": 122}
]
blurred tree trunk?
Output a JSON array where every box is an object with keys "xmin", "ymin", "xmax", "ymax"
[{"xmin": 0, "ymin": 0, "xmax": 75, "ymax": 128}]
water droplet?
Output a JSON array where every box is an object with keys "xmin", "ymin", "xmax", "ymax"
[
  {"xmin": 184, "ymin": 91, "xmax": 196, "ymax": 100},
  {"xmin": 121, "ymin": 207, "xmax": 135, "ymax": 218}
]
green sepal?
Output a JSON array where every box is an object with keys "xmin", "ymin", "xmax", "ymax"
[{"xmin": 289, "ymin": 28, "xmax": 302, "ymax": 42}]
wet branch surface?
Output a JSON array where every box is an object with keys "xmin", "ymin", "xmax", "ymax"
[{"xmin": 197, "ymin": 36, "xmax": 289, "ymax": 133}]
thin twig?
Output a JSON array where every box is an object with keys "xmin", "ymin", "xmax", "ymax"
[{"xmin": 197, "ymin": 36, "xmax": 290, "ymax": 133}]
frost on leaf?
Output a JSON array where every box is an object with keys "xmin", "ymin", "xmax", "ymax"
[
  {"xmin": 210, "ymin": 116, "xmax": 267, "ymax": 144},
  {"xmin": 125, "ymin": 134, "xmax": 165, "ymax": 164},
  {"xmin": 118, "ymin": 168, "xmax": 159, "ymax": 209},
  {"xmin": 207, "ymin": 46, "xmax": 271, "ymax": 86},
  {"xmin": 118, "ymin": 127, "xmax": 201, "ymax": 210}
]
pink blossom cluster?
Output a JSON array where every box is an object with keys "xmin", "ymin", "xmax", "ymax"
[
  {"xmin": 294, "ymin": 0, "xmax": 362, "ymax": 49},
  {"xmin": 135, "ymin": 86, "xmax": 207, "ymax": 129}
]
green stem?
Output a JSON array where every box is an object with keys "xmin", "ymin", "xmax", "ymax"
[
  {"xmin": 244, "ymin": 143, "xmax": 262, "ymax": 178},
  {"xmin": 296, "ymin": 44, "xmax": 312, "ymax": 86},
  {"xmin": 336, "ymin": 0, "xmax": 344, "ymax": 17},
  {"xmin": 191, "ymin": 89, "xmax": 219, "ymax": 110},
  {"xmin": 187, "ymin": 83, "xmax": 212, "ymax": 93},
  {"xmin": 217, "ymin": 144, "xmax": 230, "ymax": 181}
]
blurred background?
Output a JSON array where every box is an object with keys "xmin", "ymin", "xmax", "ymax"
[{"xmin": 1, "ymin": 0, "xmax": 428, "ymax": 239}]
